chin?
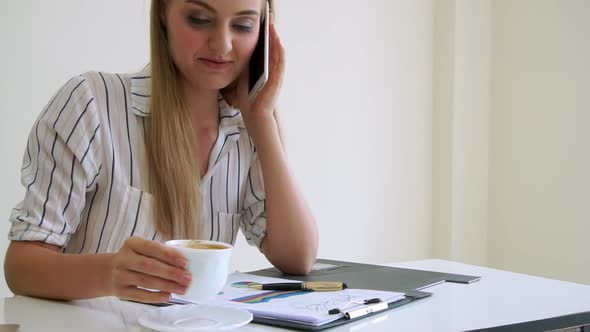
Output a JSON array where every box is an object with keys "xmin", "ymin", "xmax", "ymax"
[{"xmin": 196, "ymin": 73, "xmax": 236, "ymax": 91}]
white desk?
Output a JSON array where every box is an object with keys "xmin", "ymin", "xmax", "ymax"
[{"xmin": 1, "ymin": 259, "xmax": 589, "ymax": 331}]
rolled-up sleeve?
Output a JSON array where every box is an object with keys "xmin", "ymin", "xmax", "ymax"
[
  {"xmin": 240, "ymin": 149, "xmax": 267, "ymax": 249},
  {"xmin": 9, "ymin": 75, "xmax": 101, "ymax": 248}
]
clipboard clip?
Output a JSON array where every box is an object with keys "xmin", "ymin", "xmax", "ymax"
[{"xmin": 328, "ymin": 298, "xmax": 388, "ymax": 319}]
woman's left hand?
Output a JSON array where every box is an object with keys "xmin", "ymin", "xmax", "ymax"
[{"xmin": 232, "ymin": 16, "xmax": 285, "ymax": 126}]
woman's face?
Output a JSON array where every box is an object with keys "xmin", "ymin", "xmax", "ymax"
[{"xmin": 163, "ymin": 0, "xmax": 264, "ymax": 91}]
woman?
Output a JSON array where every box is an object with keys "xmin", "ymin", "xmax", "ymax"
[{"xmin": 4, "ymin": 0, "xmax": 318, "ymax": 304}]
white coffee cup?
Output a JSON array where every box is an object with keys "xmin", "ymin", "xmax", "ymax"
[{"xmin": 165, "ymin": 239, "xmax": 233, "ymax": 301}]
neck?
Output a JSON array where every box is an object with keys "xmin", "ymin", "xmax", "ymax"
[{"xmin": 180, "ymin": 78, "xmax": 219, "ymax": 129}]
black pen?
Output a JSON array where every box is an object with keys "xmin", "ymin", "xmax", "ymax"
[{"xmin": 249, "ymin": 282, "xmax": 348, "ymax": 292}]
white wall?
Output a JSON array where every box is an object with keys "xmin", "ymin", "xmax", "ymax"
[
  {"xmin": 0, "ymin": 0, "xmax": 151, "ymax": 297},
  {"xmin": 2, "ymin": 0, "xmax": 587, "ymax": 301},
  {"xmin": 269, "ymin": 0, "xmax": 433, "ymax": 265},
  {"xmin": 0, "ymin": 1, "xmax": 434, "ymax": 297},
  {"xmin": 488, "ymin": 0, "xmax": 590, "ymax": 284}
]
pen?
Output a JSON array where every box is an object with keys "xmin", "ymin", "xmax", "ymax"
[
  {"xmin": 343, "ymin": 301, "xmax": 388, "ymax": 319},
  {"xmin": 249, "ymin": 282, "xmax": 348, "ymax": 292}
]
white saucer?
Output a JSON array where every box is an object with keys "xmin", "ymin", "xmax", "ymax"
[{"xmin": 138, "ymin": 304, "xmax": 253, "ymax": 332}]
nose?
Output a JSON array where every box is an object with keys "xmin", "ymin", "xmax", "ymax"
[{"xmin": 208, "ymin": 25, "xmax": 232, "ymax": 55}]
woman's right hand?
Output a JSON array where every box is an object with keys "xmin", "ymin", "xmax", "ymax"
[{"xmin": 107, "ymin": 237, "xmax": 192, "ymax": 303}]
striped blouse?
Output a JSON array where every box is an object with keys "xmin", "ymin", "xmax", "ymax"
[{"xmin": 8, "ymin": 66, "xmax": 267, "ymax": 254}]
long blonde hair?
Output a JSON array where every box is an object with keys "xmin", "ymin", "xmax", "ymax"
[
  {"xmin": 148, "ymin": 0, "xmax": 199, "ymax": 239},
  {"xmin": 148, "ymin": 0, "xmax": 276, "ymax": 239}
]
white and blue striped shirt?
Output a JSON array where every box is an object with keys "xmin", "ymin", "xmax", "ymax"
[{"xmin": 8, "ymin": 66, "xmax": 267, "ymax": 254}]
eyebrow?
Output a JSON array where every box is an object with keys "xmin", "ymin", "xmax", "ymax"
[{"xmin": 185, "ymin": 0, "xmax": 260, "ymax": 17}]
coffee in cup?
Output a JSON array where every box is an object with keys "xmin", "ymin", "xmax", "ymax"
[
  {"xmin": 165, "ymin": 239, "xmax": 233, "ymax": 300},
  {"xmin": 180, "ymin": 240, "xmax": 228, "ymax": 250}
]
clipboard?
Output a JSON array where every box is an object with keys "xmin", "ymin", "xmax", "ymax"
[
  {"xmin": 251, "ymin": 295, "xmax": 417, "ymax": 331},
  {"xmin": 249, "ymin": 258, "xmax": 481, "ymax": 299},
  {"xmin": 246, "ymin": 258, "xmax": 481, "ymax": 330}
]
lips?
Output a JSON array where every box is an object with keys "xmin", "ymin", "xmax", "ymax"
[{"xmin": 199, "ymin": 58, "xmax": 233, "ymax": 70}]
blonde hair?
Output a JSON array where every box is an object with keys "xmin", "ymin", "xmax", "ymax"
[
  {"xmin": 148, "ymin": 0, "xmax": 277, "ymax": 239},
  {"xmin": 148, "ymin": 0, "xmax": 199, "ymax": 239}
]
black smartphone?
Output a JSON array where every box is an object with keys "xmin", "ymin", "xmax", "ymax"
[{"xmin": 248, "ymin": 0, "xmax": 270, "ymax": 102}]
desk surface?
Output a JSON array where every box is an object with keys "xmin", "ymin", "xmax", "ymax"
[{"xmin": 1, "ymin": 259, "xmax": 589, "ymax": 332}]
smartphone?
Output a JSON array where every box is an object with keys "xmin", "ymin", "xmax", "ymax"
[{"xmin": 248, "ymin": 0, "xmax": 270, "ymax": 102}]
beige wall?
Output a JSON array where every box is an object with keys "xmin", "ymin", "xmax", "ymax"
[
  {"xmin": 433, "ymin": 0, "xmax": 590, "ymax": 285},
  {"xmin": 433, "ymin": 0, "xmax": 491, "ymax": 266},
  {"xmin": 488, "ymin": 0, "xmax": 590, "ymax": 284}
]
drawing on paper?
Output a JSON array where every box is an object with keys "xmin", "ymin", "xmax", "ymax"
[{"xmin": 290, "ymin": 294, "xmax": 358, "ymax": 313}]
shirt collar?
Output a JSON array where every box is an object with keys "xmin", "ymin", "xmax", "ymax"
[{"xmin": 129, "ymin": 66, "xmax": 245, "ymax": 129}]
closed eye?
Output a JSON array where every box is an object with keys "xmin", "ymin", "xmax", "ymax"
[
  {"xmin": 187, "ymin": 16, "xmax": 210, "ymax": 25},
  {"xmin": 234, "ymin": 25, "xmax": 253, "ymax": 33}
]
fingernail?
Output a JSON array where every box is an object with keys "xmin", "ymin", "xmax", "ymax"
[
  {"xmin": 181, "ymin": 273, "xmax": 192, "ymax": 285},
  {"xmin": 175, "ymin": 258, "xmax": 187, "ymax": 268},
  {"xmin": 175, "ymin": 285, "xmax": 187, "ymax": 295}
]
